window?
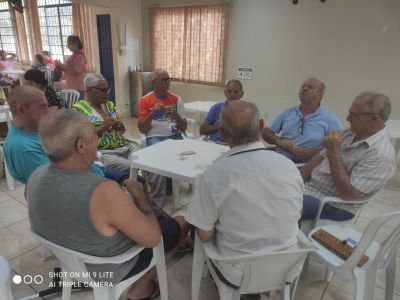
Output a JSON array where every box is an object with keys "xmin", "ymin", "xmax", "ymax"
[
  {"xmin": 37, "ymin": 0, "xmax": 72, "ymax": 61},
  {"xmin": 0, "ymin": 2, "xmax": 17, "ymax": 53},
  {"xmin": 150, "ymin": 4, "xmax": 230, "ymax": 86}
]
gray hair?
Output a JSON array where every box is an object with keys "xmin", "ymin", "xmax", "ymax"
[
  {"xmin": 357, "ymin": 91, "xmax": 391, "ymax": 121},
  {"xmin": 39, "ymin": 109, "xmax": 94, "ymax": 162},
  {"xmin": 220, "ymin": 100, "xmax": 260, "ymax": 146},
  {"xmin": 225, "ymin": 79, "xmax": 243, "ymax": 90},
  {"xmin": 151, "ymin": 68, "xmax": 168, "ymax": 81},
  {"xmin": 84, "ymin": 73, "xmax": 106, "ymax": 88},
  {"xmin": 7, "ymin": 85, "xmax": 45, "ymax": 115}
]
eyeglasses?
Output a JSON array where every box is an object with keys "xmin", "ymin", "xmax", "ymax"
[
  {"xmin": 155, "ymin": 78, "xmax": 172, "ymax": 83},
  {"xmin": 298, "ymin": 117, "xmax": 305, "ymax": 135},
  {"xmin": 92, "ymin": 87, "xmax": 111, "ymax": 94},
  {"xmin": 348, "ymin": 111, "xmax": 377, "ymax": 117}
]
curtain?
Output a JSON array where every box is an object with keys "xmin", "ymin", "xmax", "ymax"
[
  {"xmin": 9, "ymin": 4, "xmax": 29, "ymax": 64},
  {"xmin": 25, "ymin": 0, "xmax": 42, "ymax": 57},
  {"xmin": 150, "ymin": 4, "xmax": 230, "ymax": 86},
  {"xmin": 72, "ymin": 3, "xmax": 94, "ymax": 72}
]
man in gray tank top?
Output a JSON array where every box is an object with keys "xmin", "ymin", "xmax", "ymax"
[{"xmin": 26, "ymin": 109, "xmax": 188, "ymax": 300}]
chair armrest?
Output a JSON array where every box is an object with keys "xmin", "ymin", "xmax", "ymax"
[
  {"xmin": 312, "ymin": 195, "xmax": 369, "ymax": 226},
  {"xmin": 184, "ymin": 117, "xmax": 196, "ymax": 139},
  {"xmin": 320, "ymin": 196, "xmax": 369, "ymax": 206},
  {"xmin": 125, "ymin": 136, "xmax": 145, "ymax": 149}
]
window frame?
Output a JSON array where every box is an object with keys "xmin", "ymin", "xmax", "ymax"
[
  {"xmin": 37, "ymin": 0, "xmax": 72, "ymax": 61},
  {"xmin": 149, "ymin": 4, "xmax": 230, "ymax": 87},
  {"xmin": 0, "ymin": 2, "xmax": 17, "ymax": 54}
]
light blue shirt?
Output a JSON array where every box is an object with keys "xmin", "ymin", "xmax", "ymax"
[
  {"xmin": 204, "ymin": 101, "xmax": 227, "ymax": 142},
  {"xmin": 4, "ymin": 125, "xmax": 104, "ymax": 184},
  {"xmin": 267, "ymin": 105, "xmax": 341, "ymax": 162}
]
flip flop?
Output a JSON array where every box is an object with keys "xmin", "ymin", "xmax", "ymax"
[{"xmin": 139, "ymin": 280, "xmax": 160, "ymax": 300}]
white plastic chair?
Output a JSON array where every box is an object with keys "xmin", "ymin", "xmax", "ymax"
[
  {"xmin": 300, "ymin": 195, "xmax": 370, "ymax": 235},
  {"xmin": 31, "ymin": 232, "xmax": 168, "ymax": 300},
  {"xmin": 308, "ymin": 211, "xmax": 400, "ymax": 300},
  {"xmin": 0, "ymin": 106, "xmax": 15, "ymax": 190},
  {"xmin": 192, "ymin": 232, "xmax": 316, "ymax": 300},
  {"xmin": 0, "ymin": 256, "xmax": 13, "ymax": 300},
  {"xmin": 0, "ymin": 145, "xmax": 15, "ymax": 190},
  {"xmin": 60, "ymin": 89, "xmax": 80, "ymax": 108},
  {"xmin": 184, "ymin": 117, "xmax": 196, "ymax": 139}
]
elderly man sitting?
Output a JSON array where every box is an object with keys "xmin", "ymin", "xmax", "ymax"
[
  {"xmin": 262, "ymin": 78, "xmax": 341, "ymax": 163},
  {"xmin": 74, "ymin": 73, "xmax": 135, "ymax": 174},
  {"xmin": 186, "ymin": 100, "xmax": 303, "ymax": 290},
  {"xmin": 199, "ymin": 79, "xmax": 244, "ymax": 144},
  {"xmin": 301, "ymin": 91, "xmax": 396, "ymax": 221},
  {"xmin": 138, "ymin": 69, "xmax": 187, "ymax": 209},
  {"xmin": 26, "ymin": 109, "xmax": 189, "ymax": 300}
]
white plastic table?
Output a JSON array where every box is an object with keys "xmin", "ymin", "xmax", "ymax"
[
  {"xmin": 130, "ymin": 138, "xmax": 229, "ymax": 207},
  {"xmin": 0, "ymin": 105, "xmax": 14, "ymax": 190},
  {"xmin": 0, "ymin": 69, "xmax": 25, "ymax": 81},
  {"xmin": 0, "ymin": 105, "xmax": 12, "ymax": 127},
  {"xmin": 184, "ymin": 101, "xmax": 219, "ymax": 121},
  {"xmin": 386, "ymin": 119, "xmax": 400, "ymax": 162}
]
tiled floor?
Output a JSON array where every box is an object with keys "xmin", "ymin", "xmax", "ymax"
[{"xmin": 1, "ymin": 117, "xmax": 400, "ymax": 300}]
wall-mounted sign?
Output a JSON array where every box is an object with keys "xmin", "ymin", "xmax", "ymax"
[{"xmin": 237, "ymin": 66, "xmax": 253, "ymax": 80}]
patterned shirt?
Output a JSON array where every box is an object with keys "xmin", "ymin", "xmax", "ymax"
[
  {"xmin": 305, "ymin": 127, "xmax": 396, "ymax": 213},
  {"xmin": 74, "ymin": 100, "xmax": 126, "ymax": 150},
  {"xmin": 45, "ymin": 86, "xmax": 66, "ymax": 108},
  {"xmin": 139, "ymin": 91, "xmax": 186, "ymax": 138}
]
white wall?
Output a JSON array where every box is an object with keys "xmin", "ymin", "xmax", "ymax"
[
  {"xmin": 89, "ymin": 0, "xmax": 142, "ymax": 117},
  {"xmin": 141, "ymin": 0, "xmax": 400, "ymax": 123}
]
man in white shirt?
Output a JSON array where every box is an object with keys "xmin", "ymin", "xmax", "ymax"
[
  {"xmin": 186, "ymin": 100, "xmax": 304, "ymax": 289},
  {"xmin": 301, "ymin": 91, "xmax": 396, "ymax": 221}
]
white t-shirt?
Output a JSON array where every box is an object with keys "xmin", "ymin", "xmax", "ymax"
[{"xmin": 185, "ymin": 141, "xmax": 304, "ymax": 284}]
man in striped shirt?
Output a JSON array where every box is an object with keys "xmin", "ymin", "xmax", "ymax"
[{"xmin": 301, "ymin": 91, "xmax": 396, "ymax": 221}]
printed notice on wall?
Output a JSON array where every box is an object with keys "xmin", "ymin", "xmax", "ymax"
[{"xmin": 237, "ymin": 66, "xmax": 253, "ymax": 80}]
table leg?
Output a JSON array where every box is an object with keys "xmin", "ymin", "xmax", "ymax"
[{"xmin": 172, "ymin": 178, "xmax": 180, "ymax": 210}]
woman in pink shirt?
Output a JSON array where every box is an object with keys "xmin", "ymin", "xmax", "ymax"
[
  {"xmin": 0, "ymin": 50, "xmax": 19, "ymax": 86},
  {"xmin": 55, "ymin": 35, "xmax": 87, "ymax": 99}
]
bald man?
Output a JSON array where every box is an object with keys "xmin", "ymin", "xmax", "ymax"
[
  {"xmin": 138, "ymin": 69, "xmax": 187, "ymax": 209},
  {"xmin": 186, "ymin": 100, "xmax": 303, "ymax": 288},
  {"xmin": 262, "ymin": 78, "xmax": 341, "ymax": 163}
]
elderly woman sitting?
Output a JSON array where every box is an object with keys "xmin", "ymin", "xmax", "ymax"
[
  {"xmin": 24, "ymin": 69, "xmax": 66, "ymax": 109},
  {"xmin": 73, "ymin": 73, "xmax": 136, "ymax": 173}
]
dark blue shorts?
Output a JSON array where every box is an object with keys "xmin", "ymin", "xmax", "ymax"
[{"xmin": 121, "ymin": 217, "xmax": 181, "ymax": 281}]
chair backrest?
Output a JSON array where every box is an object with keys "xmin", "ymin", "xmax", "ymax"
[
  {"xmin": 344, "ymin": 211, "xmax": 400, "ymax": 270},
  {"xmin": 31, "ymin": 231, "xmax": 144, "ymax": 284},
  {"xmin": 204, "ymin": 232, "xmax": 316, "ymax": 293},
  {"xmin": 184, "ymin": 117, "xmax": 196, "ymax": 139},
  {"xmin": 60, "ymin": 89, "xmax": 80, "ymax": 108}
]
